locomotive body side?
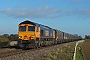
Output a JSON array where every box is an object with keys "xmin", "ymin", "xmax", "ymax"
[{"xmin": 40, "ymin": 25, "xmax": 55, "ymax": 39}]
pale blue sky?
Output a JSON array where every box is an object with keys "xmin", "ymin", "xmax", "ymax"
[{"xmin": 0, "ymin": 0, "xmax": 90, "ymax": 38}]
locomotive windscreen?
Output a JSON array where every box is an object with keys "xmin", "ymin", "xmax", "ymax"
[
  {"xmin": 28, "ymin": 26, "xmax": 35, "ymax": 31},
  {"xmin": 19, "ymin": 26, "xmax": 26, "ymax": 32}
]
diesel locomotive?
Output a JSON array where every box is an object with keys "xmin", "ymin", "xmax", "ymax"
[{"xmin": 18, "ymin": 20, "xmax": 82, "ymax": 49}]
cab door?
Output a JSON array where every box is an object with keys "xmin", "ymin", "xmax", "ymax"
[{"xmin": 35, "ymin": 26, "xmax": 40, "ymax": 38}]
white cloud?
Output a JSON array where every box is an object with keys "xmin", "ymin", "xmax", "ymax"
[
  {"xmin": 66, "ymin": 8, "xmax": 90, "ymax": 18},
  {"xmin": 0, "ymin": 6, "xmax": 59, "ymax": 19},
  {"xmin": 0, "ymin": 6, "xmax": 90, "ymax": 19}
]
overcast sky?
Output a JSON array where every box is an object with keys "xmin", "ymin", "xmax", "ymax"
[{"xmin": 0, "ymin": 0, "xmax": 90, "ymax": 37}]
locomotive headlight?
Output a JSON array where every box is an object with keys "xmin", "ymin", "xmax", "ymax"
[
  {"xmin": 31, "ymin": 36, "xmax": 35, "ymax": 39},
  {"xmin": 31, "ymin": 36, "xmax": 35, "ymax": 37},
  {"xmin": 19, "ymin": 36, "xmax": 22, "ymax": 39}
]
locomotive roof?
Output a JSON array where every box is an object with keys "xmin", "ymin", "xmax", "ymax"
[
  {"xmin": 19, "ymin": 20, "xmax": 53, "ymax": 29},
  {"xmin": 19, "ymin": 20, "xmax": 35, "ymax": 25}
]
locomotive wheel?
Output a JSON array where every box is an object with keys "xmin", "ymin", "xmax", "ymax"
[
  {"xmin": 33, "ymin": 43, "xmax": 38, "ymax": 49},
  {"xmin": 54, "ymin": 41, "xmax": 57, "ymax": 44},
  {"xmin": 37, "ymin": 43, "xmax": 41, "ymax": 48},
  {"xmin": 22, "ymin": 44, "xmax": 28, "ymax": 50}
]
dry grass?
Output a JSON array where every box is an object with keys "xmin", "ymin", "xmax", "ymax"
[
  {"xmin": 82, "ymin": 39, "xmax": 90, "ymax": 60},
  {"xmin": 40, "ymin": 42, "xmax": 75, "ymax": 60}
]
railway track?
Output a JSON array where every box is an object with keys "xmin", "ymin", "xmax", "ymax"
[
  {"xmin": 0, "ymin": 45, "xmax": 57, "ymax": 58},
  {"xmin": 0, "ymin": 49, "xmax": 22, "ymax": 58},
  {"xmin": 0, "ymin": 48, "xmax": 16, "ymax": 53},
  {"xmin": 0, "ymin": 47, "xmax": 41, "ymax": 58},
  {"xmin": 0, "ymin": 41, "xmax": 76, "ymax": 59}
]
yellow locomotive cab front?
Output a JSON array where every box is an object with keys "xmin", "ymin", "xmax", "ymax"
[{"xmin": 18, "ymin": 24, "xmax": 36, "ymax": 40}]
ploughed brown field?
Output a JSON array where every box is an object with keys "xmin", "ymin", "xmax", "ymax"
[{"xmin": 82, "ymin": 40, "xmax": 90, "ymax": 60}]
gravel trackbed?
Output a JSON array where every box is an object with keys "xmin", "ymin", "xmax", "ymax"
[{"xmin": 0, "ymin": 42, "xmax": 75, "ymax": 60}]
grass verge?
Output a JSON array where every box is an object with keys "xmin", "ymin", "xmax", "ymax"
[
  {"xmin": 76, "ymin": 42, "xmax": 84, "ymax": 60},
  {"xmin": 40, "ymin": 42, "xmax": 76, "ymax": 60}
]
